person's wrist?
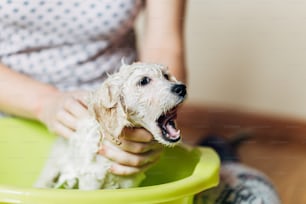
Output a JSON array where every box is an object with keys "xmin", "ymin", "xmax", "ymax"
[{"xmin": 34, "ymin": 86, "xmax": 60, "ymax": 121}]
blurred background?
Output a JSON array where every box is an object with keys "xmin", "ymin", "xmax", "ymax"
[
  {"xmin": 186, "ymin": 0, "xmax": 306, "ymax": 119},
  {"xmin": 137, "ymin": 0, "xmax": 306, "ymax": 119},
  {"xmin": 137, "ymin": 1, "xmax": 306, "ymax": 203},
  {"xmin": 185, "ymin": 0, "xmax": 306, "ymax": 120}
]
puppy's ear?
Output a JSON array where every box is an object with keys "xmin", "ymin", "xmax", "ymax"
[{"xmin": 90, "ymin": 79, "xmax": 129, "ymax": 139}]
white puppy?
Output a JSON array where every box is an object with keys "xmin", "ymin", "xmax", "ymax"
[{"xmin": 35, "ymin": 62, "xmax": 187, "ymax": 190}]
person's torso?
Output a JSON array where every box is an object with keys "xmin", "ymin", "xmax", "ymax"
[{"xmin": 0, "ymin": 0, "xmax": 142, "ymax": 91}]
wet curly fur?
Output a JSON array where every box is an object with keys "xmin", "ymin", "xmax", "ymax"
[{"xmin": 35, "ymin": 62, "xmax": 187, "ymax": 190}]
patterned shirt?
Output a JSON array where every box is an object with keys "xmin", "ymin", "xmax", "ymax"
[{"xmin": 0, "ymin": 0, "xmax": 142, "ymax": 91}]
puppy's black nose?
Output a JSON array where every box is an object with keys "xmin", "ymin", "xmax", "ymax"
[{"xmin": 171, "ymin": 84, "xmax": 187, "ymax": 98}]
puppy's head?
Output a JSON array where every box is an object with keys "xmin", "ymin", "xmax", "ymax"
[{"xmin": 90, "ymin": 62, "xmax": 187, "ymax": 146}]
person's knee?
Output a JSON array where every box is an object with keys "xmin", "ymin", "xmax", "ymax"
[{"xmin": 194, "ymin": 163, "xmax": 281, "ymax": 204}]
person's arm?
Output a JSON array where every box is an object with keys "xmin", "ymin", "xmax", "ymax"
[
  {"xmin": 0, "ymin": 63, "xmax": 160, "ymax": 175},
  {"xmin": 0, "ymin": 63, "xmax": 58, "ymax": 119},
  {"xmin": 0, "ymin": 63, "xmax": 88, "ymax": 138},
  {"xmin": 101, "ymin": 0, "xmax": 188, "ymax": 176},
  {"xmin": 139, "ymin": 0, "xmax": 187, "ymax": 83}
]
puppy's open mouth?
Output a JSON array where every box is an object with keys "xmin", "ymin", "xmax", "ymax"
[{"xmin": 157, "ymin": 107, "xmax": 181, "ymax": 143}]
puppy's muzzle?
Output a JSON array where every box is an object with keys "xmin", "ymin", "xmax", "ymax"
[{"xmin": 171, "ymin": 84, "xmax": 187, "ymax": 98}]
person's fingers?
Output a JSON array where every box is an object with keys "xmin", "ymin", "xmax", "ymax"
[
  {"xmin": 56, "ymin": 109, "xmax": 78, "ymax": 131},
  {"xmin": 102, "ymin": 128, "xmax": 156, "ymax": 152},
  {"xmin": 52, "ymin": 121, "xmax": 75, "ymax": 138},
  {"xmin": 38, "ymin": 91, "xmax": 90, "ymax": 139},
  {"xmin": 72, "ymin": 92, "xmax": 88, "ymax": 108},
  {"xmin": 109, "ymin": 162, "xmax": 154, "ymax": 176},
  {"xmin": 122, "ymin": 127, "xmax": 154, "ymax": 142},
  {"xmin": 99, "ymin": 142, "xmax": 162, "ymax": 167},
  {"xmin": 63, "ymin": 97, "xmax": 88, "ymax": 119},
  {"xmin": 118, "ymin": 139, "xmax": 162, "ymax": 154}
]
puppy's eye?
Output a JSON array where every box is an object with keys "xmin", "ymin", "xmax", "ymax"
[
  {"xmin": 163, "ymin": 73, "xmax": 170, "ymax": 80},
  {"xmin": 138, "ymin": 77, "xmax": 151, "ymax": 86}
]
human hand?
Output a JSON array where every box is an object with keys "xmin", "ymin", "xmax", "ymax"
[
  {"xmin": 37, "ymin": 91, "xmax": 89, "ymax": 138},
  {"xmin": 98, "ymin": 127, "xmax": 163, "ymax": 176}
]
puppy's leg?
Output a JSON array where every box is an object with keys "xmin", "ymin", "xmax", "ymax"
[{"xmin": 35, "ymin": 138, "xmax": 68, "ymax": 188}]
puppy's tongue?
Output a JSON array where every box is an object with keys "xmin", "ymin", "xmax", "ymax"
[
  {"xmin": 158, "ymin": 110, "xmax": 181, "ymax": 143},
  {"xmin": 165, "ymin": 120, "xmax": 180, "ymax": 140}
]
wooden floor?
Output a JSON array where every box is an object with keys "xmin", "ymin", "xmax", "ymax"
[
  {"xmin": 239, "ymin": 139, "xmax": 306, "ymax": 204},
  {"xmin": 178, "ymin": 103, "xmax": 306, "ymax": 204}
]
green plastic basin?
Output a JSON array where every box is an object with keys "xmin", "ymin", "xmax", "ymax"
[{"xmin": 0, "ymin": 118, "xmax": 220, "ymax": 204}]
